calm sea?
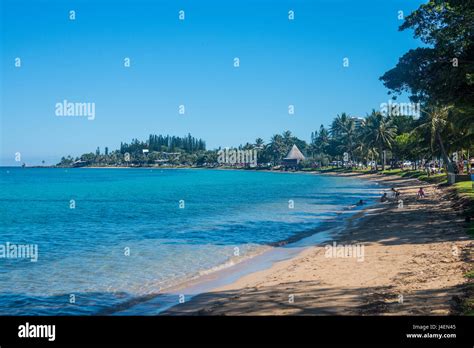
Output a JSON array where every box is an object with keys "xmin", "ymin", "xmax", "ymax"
[{"xmin": 0, "ymin": 168, "xmax": 380, "ymax": 315}]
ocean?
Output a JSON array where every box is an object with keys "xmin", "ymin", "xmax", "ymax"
[{"xmin": 0, "ymin": 168, "xmax": 380, "ymax": 315}]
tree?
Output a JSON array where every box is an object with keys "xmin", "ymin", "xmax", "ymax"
[
  {"xmin": 379, "ymin": 0, "xmax": 473, "ymax": 175},
  {"xmin": 414, "ymin": 106, "xmax": 455, "ymax": 173},
  {"xmin": 316, "ymin": 125, "xmax": 330, "ymax": 155},
  {"xmin": 380, "ymin": 0, "xmax": 474, "ymax": 109},
  {"xmin": 362, "ymin": 111, "xmax": 397, "ymax": 170},
  {"xmin": 392, "ymin": 132, "xmax": 422, "ymax": 166},
  {"xmin": 269, "ymin": 134, "xmax": 286, "ymax": 164},
  {"xmin": 254, "ymin": 138, "xmax": 264, "ymax": 149},
  {"xmin": 330, "ymin": 113, "xmax": 356, "ymax": 162}
]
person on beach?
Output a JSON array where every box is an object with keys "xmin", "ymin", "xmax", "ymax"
[
  {"xmin": 380, "ymin": 193, "xmax": 388, "ymax": 202},
  {"xmin": 417, "ymin": 187, "xmax": 425, "ymax": 199},
  {"xmin": 391, "ymin": 187, "xmax": 400, "ymax": 198}
]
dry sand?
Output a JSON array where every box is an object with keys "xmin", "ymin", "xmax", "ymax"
[{"xmin": 164, "ymin": 173, "xmax": 472, "ymax": 315}]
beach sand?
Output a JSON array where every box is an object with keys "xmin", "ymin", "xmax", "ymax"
[{"xmin": 164, "ymin": 173, "xmax": 472, "ymax": 315}]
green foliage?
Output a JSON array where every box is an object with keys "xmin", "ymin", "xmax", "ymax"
[
  {"xmin": 380, "ymin": 0, "xmax": 474, "ymax": 108},
  {"xmin": 119, "ymin": 133, "xmax": 206, "ymax": 155},
  {"xmin": 380, "ymin": 0, "xmax": 474, "ymax": 173}
]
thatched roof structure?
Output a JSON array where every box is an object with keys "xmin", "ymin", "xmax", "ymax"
[{"xmin": 284, "ymin": 145, "xmax": 305, "ymax": 161}]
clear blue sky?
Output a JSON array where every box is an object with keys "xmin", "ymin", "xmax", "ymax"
[{"xmin": 0, "ymin": 0, "xmax": 425, "ymax": 166}]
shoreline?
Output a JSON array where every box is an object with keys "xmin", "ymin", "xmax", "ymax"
[
  {"xmin": 105, "ymin": 199, "xmax": 377, "ymax": 315},
  {"xmin": 4, "ymin": 167, "xmax": 471, "ymax": 315},
  {"xmin": 162, "ymin": 172, "xmax": 472, "ymax": 315},
  {"xmin": 102, "ymin": 175, "xmax": 381, "ymax": 315}
]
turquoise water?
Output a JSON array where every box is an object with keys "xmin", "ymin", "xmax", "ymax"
[{"xmin": 0, "ymin": 168, "xmax": 379, "ymax": 315}]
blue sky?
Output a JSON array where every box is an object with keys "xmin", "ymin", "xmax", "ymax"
[{"xmin": 1, "ymin": 0, "xmax": 425, "ymax": 165}]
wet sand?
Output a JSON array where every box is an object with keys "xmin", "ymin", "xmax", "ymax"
[{"xmin": 164, "ymin": 173, "xmax": 472, "ymax": 315}]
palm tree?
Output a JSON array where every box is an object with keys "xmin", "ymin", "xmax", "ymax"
[
  {"xmin": 450, "ymin": 106, "xmax": 474, "ymax": 173},
  {"xmin": 254, "ymin": 138, "xmax": 265, "ymax": 149},
  {"xmin": 282, "ymin": 130, "xmax": 293, "ymax": 149},
  {"xmin": 269, "ymin": 134, "xmax": 286, "ymax": 164},
  {"xmin": 330, "ymin": 113, "xmax": 356, "ymax": 162},
  {"xmin": 362, "ymin": 110, "xmax": 397, "ymax": 170},
  {"xmin": 316, "ymin": 125, "xmax": 330, "ymax": 155},
  {"xmin": 242, "ymin": 142, "xmax": 253, "ymax": 150},
  {"xmin": 354, "ymin": 135, "xmax": 374, "ymax": 167},
  {"xmin": 415, "ymin": 106, "xmax": 455, "ymax": 173}
]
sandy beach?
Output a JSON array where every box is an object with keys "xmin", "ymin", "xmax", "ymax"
[{"xmin": 164, "ymin": 173, "xmax": 473, "ymax": 315}]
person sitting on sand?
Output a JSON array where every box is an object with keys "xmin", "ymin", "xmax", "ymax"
[
  {"xmin": 380, "ymin": 193, "xmax": 388, "ymax": 202},
  {"xmin": 417, "ymin": 187, "xmax": 425, "ymax": 199}
]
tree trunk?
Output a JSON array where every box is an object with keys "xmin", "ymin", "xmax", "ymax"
[
  {"xmin": 379, "ymin": 146, "xmax": 384, "ymax": 171},
  {"xmin": 436, "ymin": 131, "xmax": 454, "ymax": 173},
  {"xmin": 383, "ymin": 150, "xmax": 386, "ymax": 171},
  {"xmin": 468, "ymin": 149, "xmax": 470, "ymax": 173}
]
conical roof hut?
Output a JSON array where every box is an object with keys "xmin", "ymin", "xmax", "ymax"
[
  {"xmin": 282, "ymin": 145, "xmax": 305, "ymax": 167},
  {"xmin": 284, "ymin": 145, "xmax": 305, "ymax": 161}
]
